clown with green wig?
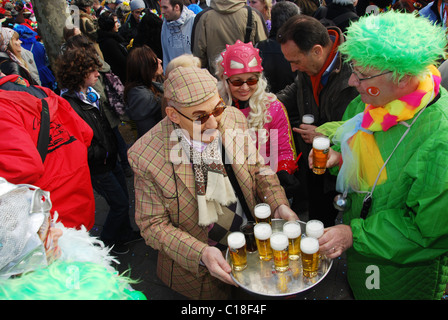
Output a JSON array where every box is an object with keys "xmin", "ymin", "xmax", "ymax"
[{"xmin": 313, "ymin": 11, "xmax": 448, "ymax": 299}]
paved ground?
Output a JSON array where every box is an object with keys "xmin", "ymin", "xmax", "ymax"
[
  {"xmin": 90, "ymin": 184, "xmax": 353, "ymax": 301},
  {"xmin": 88, "ymin": 123, "xmax": 354, "ymax": 301}
]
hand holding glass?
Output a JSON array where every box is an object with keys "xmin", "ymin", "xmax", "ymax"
[{"xmin": 312, "ymin": 136, "xmax": 330, "ymax": 175}]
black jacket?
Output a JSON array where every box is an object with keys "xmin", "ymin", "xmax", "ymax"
[
  {"xmin": 125, "ymin": 83, "xmax": 163, "ymax": 137},
  {"xmin": 255, "ymin": 38, "xmax": 296, "ymax": 94},
  {"xmin": 0, "ymin": 52, "xmax": 37, "ymax": 85},
  {"xmin": 97, "ymin": 30, "xmax": 128, "ymax": 83},
  {"xmin": 62, "ymin": 90, "xmax": 118, "ymax": 175}
]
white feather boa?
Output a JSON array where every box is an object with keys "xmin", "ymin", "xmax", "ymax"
[{"xmin": 54, "ymin": 214, "xmax": 119, "ymax": 273}]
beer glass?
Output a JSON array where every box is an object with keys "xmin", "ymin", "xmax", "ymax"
[
  {"xmin": 270, "ymin": 232, "xmax": 289, "ymax": 272},
  {"xmin": 254, "ymin": 203, "xmax": 271, "ymax": 224},
  {"xmin": 306, "ymin": 220, "xmax": 324, "ymax": 239},
  {"xmin": 283, "ymin": 221, "xmax": 301, "ymax": 260},
  {"xmin": 300, "ymin": 236, "xmax": 320, "ymax": 277},
  {"xmin": 254, "ymin": 222, "xmax": 273, "ymax": 261},
  {"xmin": 302, "ymin": 114, "xmax": 314, "ymax": 125},
  {"xmin": 227, "ymin": 232, "xmax": 247, "ymax": 271},
  {"xmin": 312, "ymin": 136, "xmax": 330, "ymax": 175},
  {"xmin": 240, "ymin": 221, "xmax": 257, "ymax": 253}
]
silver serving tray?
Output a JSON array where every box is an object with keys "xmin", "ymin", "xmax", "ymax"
[{"xmin": 226, "ymin": 219, "xmax": 332, "ymax": 297}]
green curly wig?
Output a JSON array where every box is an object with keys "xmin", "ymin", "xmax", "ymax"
[
  {"xmin": 0, "ymin": 261, "xmax": 146, "ymax": 300},
  {"xmin": 339, "ymin": 11, "xmax": 447, "ymax": 80}
]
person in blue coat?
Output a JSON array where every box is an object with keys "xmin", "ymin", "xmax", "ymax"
[{"xmin": 13, "ymin": 24, "xmax": 56, "ymax": 90}]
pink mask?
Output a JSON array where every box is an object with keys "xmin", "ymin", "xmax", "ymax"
[{"xmin": 221, "ymin": 40, "xmax": 263, "ymax": 77}]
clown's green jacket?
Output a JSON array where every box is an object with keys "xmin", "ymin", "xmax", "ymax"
[{"xmin": 335, "ymin": 90, "xmax": 448, "ymax": 300}]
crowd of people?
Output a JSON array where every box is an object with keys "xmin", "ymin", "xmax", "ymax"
[{"xmin": 0, "ymin": 0, "xmax": 447, "ymax": 301}]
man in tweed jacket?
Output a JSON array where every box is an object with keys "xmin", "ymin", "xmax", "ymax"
[{"xmin": 128, "ymin": 66, "xmax": 297, "ymax": 299}]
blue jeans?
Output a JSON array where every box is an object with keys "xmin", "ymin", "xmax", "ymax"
[{"xmin": 91, "ymin": 162, "xmax": 132, "ymax": 243}]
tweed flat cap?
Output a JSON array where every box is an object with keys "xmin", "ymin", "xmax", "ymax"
[{"xmin": 164, "ymin": 66, "xmax": 218, "ymax": 108}]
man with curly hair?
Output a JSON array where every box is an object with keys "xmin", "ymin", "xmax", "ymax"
[{"xmin": 315, "ymin": 11, "xmax": 448, "ymax": 300}]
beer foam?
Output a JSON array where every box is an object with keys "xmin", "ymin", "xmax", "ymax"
[
  {"xmin": 306, "ymin": 220, "xmax": 324, "ymax": 238},
  {"xmin": 300, "ymin": 236, "xmax": 319, "ymax": 254},
  {"xmin": 283, "ymin": 222, "xmax": 301, "ymax": 239},
  {"xmin": 227, "ymin": 232, "xmax": 246, "ymax": 249},
  {"xmin": 312, "ymin": 136, "xmax": 330, "ymax": 150},
  {"xmin": 302, "ymin": 114, "xmax": 314, "ymax": 124},
  {"xmin": 254, "ymin": 222, "xmax": 272, "ymax": 240},
  {"xmin": 254, "ymin": 203, "xmax": 271, "ymax": 219},
  {"xmin": 270, "ymin": 232, "xmax": 288, "ymax": 251}
]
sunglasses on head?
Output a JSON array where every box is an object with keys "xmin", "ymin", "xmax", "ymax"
[
  {"xmin": 175, "ymin": 99, "xmax": 227, "ymax": 124},
  {"xmin": 226, "ymin": 77, "xmax": 259, "ymax": 87}
]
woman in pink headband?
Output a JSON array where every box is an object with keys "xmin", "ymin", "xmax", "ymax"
[{"xmin": 215, "ymin": 40, "xmax": 300, "ymax": 200}]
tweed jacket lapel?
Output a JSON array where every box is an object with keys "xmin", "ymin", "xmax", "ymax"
[
  {"xmin": 161, "ymin": 108, "xmax": 262, "ymax": 216},
  {"xmin": 163, "ymin": 120, "xmax": 197, "ymax": 200}
]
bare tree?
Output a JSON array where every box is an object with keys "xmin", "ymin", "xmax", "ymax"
[{"xmin": 31, "ymin": 0, "xmax": 73, "ymax": 69}]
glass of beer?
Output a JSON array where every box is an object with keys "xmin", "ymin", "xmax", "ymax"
[
  {"xmin": 254, "ymin": 203, "xmax": 271, "ymax": 224},
  {"xmin": 306, "ymin": 219, "xmax": 324, "ymax": 239},
  {"xmin": 270, "ymin": 232, "xmax": 289, "ymax": 272},
  {"xmin": 254, "ymin": 222, "xmax": 273, "ymax": 261},
  {"xmin": 302, "ymin": 114, "xmax": 314, "ymax": 125},
  {"xmin": 300, "ymin": 236, "xmax": 320, "ymax": 278},
  {"xmin": 227, "ymin": 232, "xmax": 247, "ymax": 271},
  {"xmin": 312, "ymin": 136, "xmax": 330, "ymax": 175},
  {"xmin": 240, "ymin": 221, "xmax": 257, "ymax": 253},
  {"xmin": 283, "ymin": 221, "xmax": 301, "ymax": 260}
]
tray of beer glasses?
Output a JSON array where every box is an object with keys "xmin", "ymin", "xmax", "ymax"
[{"xmin": 226, "ymin": 219, "xmax": 332, "ymax": 297}]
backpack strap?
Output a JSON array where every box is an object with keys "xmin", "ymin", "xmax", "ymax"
[
  {"xmin": 244, "ymin": 6, "xmax": 253, "ymax": 43},
  {"xmin": 37, "ymin": 99, "xmax": 50, "ymax": 163}
]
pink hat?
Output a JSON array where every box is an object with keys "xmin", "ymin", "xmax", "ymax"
[{"xmin": 221, "ymin": 40, "xmax": 263, "ymax": 77}]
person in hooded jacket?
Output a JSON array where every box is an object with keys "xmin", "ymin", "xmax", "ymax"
[
  {"xmin": 191, "ymin": 0, "xmax": 267, "ymax": 75},
  {"xmin": 13, "ymin": 24, "xmax": 56, "ymax": 90},
  {"xmin": 97, "ymin": 11, "xmax": 128, "ymax": 83},
  {"xmin": 160, "ymin": 0, "xmax": 196, "ymax": 71}
]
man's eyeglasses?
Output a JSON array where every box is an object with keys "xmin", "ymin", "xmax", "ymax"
[
  {"xmin": 175, "ymin": 99, "xmax": 227, "ymax": 124},
  {"xmin": 349, "ymin": 62, "xmax": 392, "ymax": 81},
  {"xmin": 227, "ymin": 77, "xmax": 259, "ymax": 87}
]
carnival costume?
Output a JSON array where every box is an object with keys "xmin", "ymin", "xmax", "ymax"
[
  {"xmin": 220, "ymin": 40, "xmax": 297, "ymax": 175},
  {"xmin": 0, "ymin": 178, "xmax": 146, "ymax": 300},
  {"xmin": 321, "ymin": 11, "xmax": 448, "ymax": 299}
]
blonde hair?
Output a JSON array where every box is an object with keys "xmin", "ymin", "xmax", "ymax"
[{"xmin": 165, "ymin": 54, "xmax": 201, "ymax": 77}]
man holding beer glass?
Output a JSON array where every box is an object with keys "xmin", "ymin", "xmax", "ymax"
[
  {"xmin": 129, "ymin": 66, "xmax": 298, "ymax": 299},
  {"xmin": 309, "ymin": 11, "xmax": 448, "ymax": 299},
  {"xmin": 276, "ymin": 15, "xmax": 359, "ymax": 227}
]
